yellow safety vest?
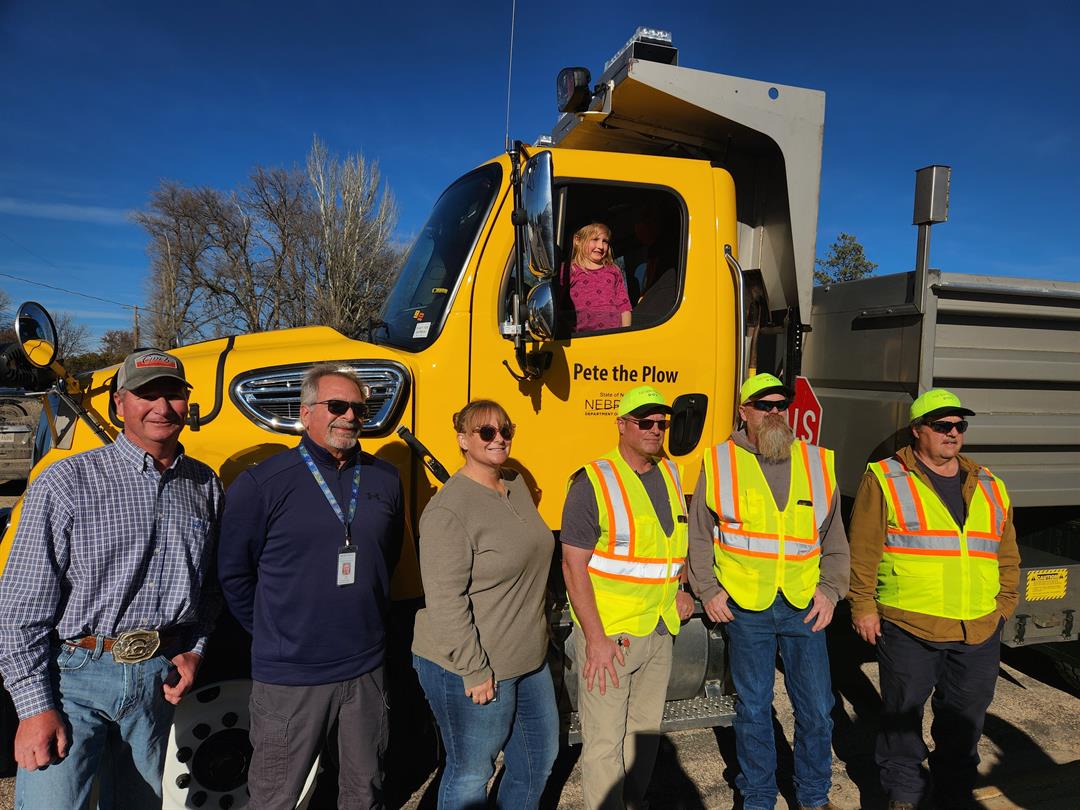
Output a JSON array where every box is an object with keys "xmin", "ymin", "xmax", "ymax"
[
  {"xmin": 870, "ymin": 457, "xmax": 1009, "ymax": 620},
  {"xmin": 570, "ymin": 449, "xmax": 688, "ymax": 637},
  {"xmin": 704, "ymin": 440, "xmax": 836, "ymax": 611}
]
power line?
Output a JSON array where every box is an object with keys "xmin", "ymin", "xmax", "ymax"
[
  {"xmin": 0, "ymin": 228, "xmax": 173, "ymax": 318},
  {"xmin": 0, "ymin": 269, "xmax": 154, "ymax": 313}
]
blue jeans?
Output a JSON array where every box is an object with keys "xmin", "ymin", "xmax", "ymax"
[
  {"xmin": 413, "ymin": 655, "xmax": 559, "ymax": 810},
  {"xmin": 15, "ymin": 638, "xmax": 176, "ymax": 810},
  {"xmin": 724, "ymin": 594, "xmax": 834, "ymax": 810}
]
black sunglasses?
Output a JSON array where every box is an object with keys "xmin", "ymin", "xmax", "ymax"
[
  {"xmin": 750, "ymin": 398, "xmax": 791, "ymax": 413},
  {"xmin": 624, "ymin": 417, "xmax": 669, "ymax": 431},
  {"xmin": 313, "ymin": 399, "xmax": 369, "ymax": 419},
  {"xmin": 925, "ymin": 419, "xmax": 968, "ymax": 435},
  {"xmin": 473, "ymin": 424, "xmax": 515, "ymax": 442}
]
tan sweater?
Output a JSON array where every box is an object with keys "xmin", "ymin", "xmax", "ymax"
[{"xmin": 412, "ymin": 469, "xmax": 555, "ymax": 688}]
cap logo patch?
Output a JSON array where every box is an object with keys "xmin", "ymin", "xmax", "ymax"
[{"xmin": 134, "ymin": 354, "xmax": 178, "ymax": 369}]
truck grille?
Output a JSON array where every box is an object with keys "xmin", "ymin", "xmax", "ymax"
[{"xmin": 230, "ymin": 361, "xmax": 409, "ymax": 435}]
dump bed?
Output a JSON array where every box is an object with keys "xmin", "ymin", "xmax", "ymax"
[{"xmin": 804, "ymin": 269, "xmax": 1080, "ymax": 506}]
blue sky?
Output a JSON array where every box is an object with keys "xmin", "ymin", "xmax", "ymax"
[{"xmin": 2, "ymin": 1, "xmax": 1078, "ymax": 344}]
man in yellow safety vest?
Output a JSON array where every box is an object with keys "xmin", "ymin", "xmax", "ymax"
[
  {"xmin": 848, "ymin": 389, "xmax": 1019, "ymax": 810},
  {"xmin": 561, "ymin": 385, "xmax": 694, "ymax": 810},
  {"xmin": 687, "ymin": 373, "xmax": 849, "ymax": 810}
]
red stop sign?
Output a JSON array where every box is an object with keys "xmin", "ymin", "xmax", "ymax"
[{"xmin": 787, "ymin": 375, "xmax": 823, "ymax": 445}]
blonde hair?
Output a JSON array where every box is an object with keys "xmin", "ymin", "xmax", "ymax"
[
  {"xmin": 571, "ymin": 222, "xmax": 614, "ymax": 268},
  {"xmin": 453, "ymin": 399, "xmax": 513, "ymax": 453}
]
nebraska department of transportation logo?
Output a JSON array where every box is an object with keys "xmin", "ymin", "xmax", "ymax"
[{"xmin": 134, "ymin": 353, "xmax": 178, "ymax": 369}]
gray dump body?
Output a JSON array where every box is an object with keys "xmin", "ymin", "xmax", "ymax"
[
  {"xmin": 804, "ymin": 269, "xmax": 1080, "ymax": 645},
  {"xmin": 804, "ymin": 269, "xmax": 1080, "ymax": 504}
]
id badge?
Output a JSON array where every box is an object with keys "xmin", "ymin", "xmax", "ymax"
[{"xmin": 337, "ymin": 545, "xmax": 357, "ymax": 586}]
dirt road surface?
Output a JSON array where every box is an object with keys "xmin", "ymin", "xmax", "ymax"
[{"xmin": 0, "ymin": 472, "xmax": 1077, "ymax": 808}]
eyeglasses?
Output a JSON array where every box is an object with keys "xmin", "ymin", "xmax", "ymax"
[
  {"xmin": 749, "ymin": 398, "xmax": 790, "ymax": 413},
  {"xmin": 925, "ymin": 419, "xmax": 968, "ymax": 435},
  {"xmin": 312, "ymin": 399, "xmax": 369, "ymax": 419},
  {"xmin": 624, "ymin": 417, "xmax": 669, "ymax": 431},
  {"xmin": 473, "ymin": 424, "xmax": 515, "ymax": 442}
]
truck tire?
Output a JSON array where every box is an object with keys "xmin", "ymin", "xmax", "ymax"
[
  {"xmin": 163, "ymin": 679, "xmax": 319, "ymax": 809},
  {"xmin": 1039, "ymin": 640, "xmax": 1080, "ymax": 695}
]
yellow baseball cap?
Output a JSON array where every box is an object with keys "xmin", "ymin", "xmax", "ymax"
[
  {"xmin": 617, "ymin": 385, "xmax": 672, "ymax": 417},
  {"xmin": 910, "ymin": 388, "xmax": 975, "ymax": 422},
  {"xmin": 739, "ymin": 373, "xmax": 794, "ymax": 404}
]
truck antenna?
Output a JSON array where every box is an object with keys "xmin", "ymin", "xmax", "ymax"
[{"xmin": 503, "ymin": 0, "xmax": 517, "ymax": 152}]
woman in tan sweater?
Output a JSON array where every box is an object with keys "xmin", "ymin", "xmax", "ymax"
[{"xmin": 412, "ymin": 400, "xmax": 558, "ymax": 809}]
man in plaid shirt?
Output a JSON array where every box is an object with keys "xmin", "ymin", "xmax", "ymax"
[{"xmin": 0, "ymin": 348, "xmax": 223, "ymax": 808}]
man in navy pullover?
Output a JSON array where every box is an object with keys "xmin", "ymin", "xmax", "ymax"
[{"xmin": 219, "ymin": 364, "xmax": 404, "ymax": 809}]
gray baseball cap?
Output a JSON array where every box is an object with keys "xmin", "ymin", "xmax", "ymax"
[{"xmin": 116, "ymin": 348, "xmax": 192, "ymax": 391}]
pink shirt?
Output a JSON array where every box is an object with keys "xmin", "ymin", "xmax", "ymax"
[{"xmin": 568, "ymin": 263, "xmax": 632, "ymax": 332}]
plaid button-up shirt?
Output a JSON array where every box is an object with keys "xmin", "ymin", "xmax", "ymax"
[{"xmin": 0, "ymin": 433, "xmax": 224, "ymax": 719}]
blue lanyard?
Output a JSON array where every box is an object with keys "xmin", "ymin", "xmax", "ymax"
[{"xmin": 298, "ymin": 444, "xmax": 362, "ymax": 545}]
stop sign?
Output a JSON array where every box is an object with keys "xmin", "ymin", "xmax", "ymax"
[{"xmin": 787, "ymin": 376, "xmax": 823, "ymax": 445}]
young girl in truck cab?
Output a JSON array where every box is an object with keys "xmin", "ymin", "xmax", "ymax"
[{"xmin": 564, "ymin": 222, "xmax": 633, "ymax": 333}]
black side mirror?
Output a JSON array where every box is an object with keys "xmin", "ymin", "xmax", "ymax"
[{"xmin": 669, "ymin": 393, "xmax": 709, "ymax": 456}]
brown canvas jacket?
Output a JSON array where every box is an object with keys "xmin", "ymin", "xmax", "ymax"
[{"xmin": 847, "ymin": 444, "xmax": 1019, "ymax": 645}]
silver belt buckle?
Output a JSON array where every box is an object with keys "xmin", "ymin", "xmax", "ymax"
[{"xmin": 112, "ymin": 629, "xmax": 160, "ymax": 664}]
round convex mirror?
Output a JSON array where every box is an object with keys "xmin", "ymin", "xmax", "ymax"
[{"xmin": 14, "ymin": 301, "xmax": 59, "ymax": 368}]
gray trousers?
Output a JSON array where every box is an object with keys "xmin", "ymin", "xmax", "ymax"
[{"xmin": 248, "ymin": 668, "xmax": 388, "ymax": 810}]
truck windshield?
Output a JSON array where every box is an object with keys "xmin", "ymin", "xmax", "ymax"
[{"xmin": 377, "ymin": 163, "xmax": 502, "ymax": 351}]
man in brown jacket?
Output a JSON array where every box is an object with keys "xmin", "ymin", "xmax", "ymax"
[{"xmin": 848, "ymin": 389, "xmax": 1019, "ymax": 810}]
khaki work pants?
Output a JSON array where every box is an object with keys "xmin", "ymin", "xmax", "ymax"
[{"xmin": 574, "ymin": 628, "xmax": 673, "ymax": 810}]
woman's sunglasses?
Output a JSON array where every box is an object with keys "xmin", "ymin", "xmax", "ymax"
[
  {"xmin": 313, "ymin": 399, "xmax": 369, "ymax": 419},
  {"xmin": 472, "ymin": 424, "xmax": 515, "ymax": 442}
]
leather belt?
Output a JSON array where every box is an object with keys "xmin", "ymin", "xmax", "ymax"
[{"xmin": 65, "ymin": 629, "xmax": 182, "ymax": 664}]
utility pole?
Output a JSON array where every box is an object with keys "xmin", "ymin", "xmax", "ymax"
[{"xmin": 133, "ymin": 306, "xmax": 140, "ymax": 347}]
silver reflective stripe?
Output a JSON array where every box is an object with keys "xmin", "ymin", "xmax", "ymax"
[
  {"xmin": 588, "ymin": 555, "xmax": 679, "ymax": 582},
  {"xmin": 718, "ymin": 532, "xmax": 781, "ymax": 555},
  {"xmin": 885, "ymin": 532, "xmax": 961, "ymax": 552},
  {"xmin": 661, "ymin": 459, "xmax": 685, "ymax": 515},
  {"xmin": 713, "ymin": 445, "xmax": 740, "ymax": 526},
  {"xmin": 785, "ymin": 540, "xmax": 819, "ymax": 558},
  {"xmin": 967, "ymin": 536, "xmax": 1000, "ymax": 556},
  {"xmin": 977, "ymin": 470, "xmax": 1005, "ymax": 534},
  {"xmin": 881, "ymin": 458, "xmax": 922, "ymax": 532},
  {"xmin": 804, "ymin": 443, "xmax": 830, "ymax": 529},
  {"xmin": 594, "ymin": 460, "xmax": 632, "ymax": 556}
]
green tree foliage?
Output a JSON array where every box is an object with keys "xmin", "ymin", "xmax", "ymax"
[{"xmin": 814, "ymin": 232, "xmax": 878, "ymax": 285}]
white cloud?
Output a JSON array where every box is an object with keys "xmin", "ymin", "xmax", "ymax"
[{"xmin": 0, "ymin": 197, "xmax": 132, "ymax": 226}]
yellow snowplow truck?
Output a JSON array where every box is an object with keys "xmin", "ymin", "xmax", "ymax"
[{"xmin": 2, "ymin": 28, "xmax": 1078, "ymax": 808}]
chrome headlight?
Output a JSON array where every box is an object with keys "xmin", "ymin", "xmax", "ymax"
[{"xmin": 230, "ymin": 361, "xmax": 409, "ymax": 435}]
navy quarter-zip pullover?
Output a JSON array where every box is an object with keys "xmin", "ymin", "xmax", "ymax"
[{"xmin": 219, "ymin": 434, "xmax": 404, "ymax": 685}]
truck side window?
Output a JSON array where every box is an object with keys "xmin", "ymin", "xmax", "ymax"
[{"xmin": 502, "ymin": 183, "xmax": 684, "ymax": 339}]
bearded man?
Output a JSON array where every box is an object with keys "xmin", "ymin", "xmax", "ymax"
[
  {"xmin": 219, "ymin": 363, "xmax": 404, "ymax": 809},
  {"xmin": 687, "ymin": 373, "xmax": 849, "ymax": 810}
]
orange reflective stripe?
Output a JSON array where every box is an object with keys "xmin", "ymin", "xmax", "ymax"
[
  {"xmin": 988, "ymin": 473, "xmax": 1008, "ymax": 534},
  {"xmin": 884, "ymin": 546, "xmax": 962, "ymax": 557},
  {"xmin": 591, "ymin": 548, "xmax": 685, "ymax": 565},
  {"xmin": 727, "ymin": 442, "xmax": 741, "ymax": 524},
  {"xmin": 880, "ymin": 460, "xmax": 910, "ymax": 532},
  {"xmin": 820, "ymin": 446, "xmax": 834, "ymax": 504}
]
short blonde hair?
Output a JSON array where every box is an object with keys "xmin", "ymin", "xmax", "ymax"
[
  {"xmin": 571, "ymin": 222, "xmax": 614, "ymax": 267},
  {"xmin": 452, "ymin": 399, "xmax": 513, "ymax": 452}
]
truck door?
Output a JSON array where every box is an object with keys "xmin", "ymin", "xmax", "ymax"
[{"xmin": 468, "ymin": 149, "xmax": 738, "ymax": 527}]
